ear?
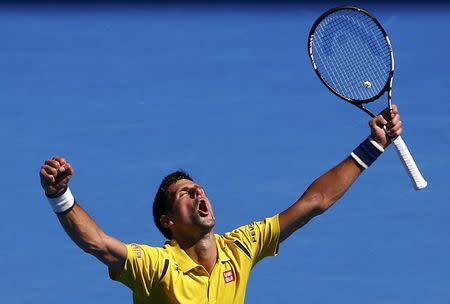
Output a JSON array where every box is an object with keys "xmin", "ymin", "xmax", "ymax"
[{"xmin": 160, "ymin": 214, "xmax": 175, "ymax": 229}]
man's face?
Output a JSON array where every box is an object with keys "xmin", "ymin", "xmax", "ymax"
[{"xmin": 166, "ymin": 179, "xmax": 216, "ymax": 236}]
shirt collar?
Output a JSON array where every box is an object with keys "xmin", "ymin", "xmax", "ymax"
[
  {"xmin": 166, "ymin": 234, "xmax": 230, "ymax": 273},
  {"xmin": 215, "ymin": 234, "xmax": 231, "ymax": 263}
]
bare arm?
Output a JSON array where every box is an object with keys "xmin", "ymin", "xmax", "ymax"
[
  {"xmin": 279, "ymin": 105, "xmax": 403, "ymax": 242},
  {"xmin": 57, "ymin": 203, "xmax": 127, "ymax": 272},
  {"xmin": 279, "ymin": 157, "xmax": 361, "ymax": 242},
  {"xmin": 40, "ymin": 157, "xmax": 127, "ymax": 273}
]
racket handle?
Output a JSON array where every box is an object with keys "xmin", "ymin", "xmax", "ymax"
[{"xmin": 391, "ymin": 136, "xmax": 427, "ymax": 190}]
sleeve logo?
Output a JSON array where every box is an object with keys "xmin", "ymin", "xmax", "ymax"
[
  {"xmin": 247, "ymin": 223, "xmax": 257, "ymax": 243},
  {"xmin": 131, "ymin": 244, "xmax": 142, "ymax": 258},
  {"xmin": 223, "ymin": 269, "xmax": 235, "ymax": 284}
]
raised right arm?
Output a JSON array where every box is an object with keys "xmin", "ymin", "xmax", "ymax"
[{"xmin": 40, "ymin": 157, "xmax": 127, "ymax": 273}]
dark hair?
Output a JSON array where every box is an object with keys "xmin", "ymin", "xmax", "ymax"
[{"xmin": 153, "ymin": 170, "xmax": 193, "ymax": 240}]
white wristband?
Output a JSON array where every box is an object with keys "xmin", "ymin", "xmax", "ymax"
[{"xmin": 46, "ymin": 187, "xmax": 75, "ymax": 214}]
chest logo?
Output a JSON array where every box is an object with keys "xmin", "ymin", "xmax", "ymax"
[{"xmin": 223, "ymin": 269, "xmax": 235, "ymax": 284}]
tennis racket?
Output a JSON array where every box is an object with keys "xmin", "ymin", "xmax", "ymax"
[{"xmin": 307, "ymin": 6, "xmax": 427, "ymax": 190}]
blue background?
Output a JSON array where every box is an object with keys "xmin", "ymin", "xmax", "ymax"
[{"xmin": 1, "ymin": 3, "xmax": 449, "ymax": 303}]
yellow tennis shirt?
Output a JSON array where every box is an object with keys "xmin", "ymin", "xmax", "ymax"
[{"xmin": 109, "ymin": 214, "xmax": 280, "ymax": 303}]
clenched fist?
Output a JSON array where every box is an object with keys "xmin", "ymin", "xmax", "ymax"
[
  {"xmin": 369, "ymin": 104, "xmax": 403, "ymax": 148},
  {"xmin": 40, "ymin": 157, "xmax": 74, "ymax": 196}
]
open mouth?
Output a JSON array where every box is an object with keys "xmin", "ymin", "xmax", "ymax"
[{"xmin": 198, "ymin": 200, "xmax": 209, "ymax": 217}]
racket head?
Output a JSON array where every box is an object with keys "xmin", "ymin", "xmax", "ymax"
[{"xmin": 308, "ymin": 6, "xmax": 394, "ymax": 104}]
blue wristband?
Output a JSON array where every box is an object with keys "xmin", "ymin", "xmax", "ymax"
[{"xmin": 350, "ymin": 137, "xmax": 384, "ymax": 169}]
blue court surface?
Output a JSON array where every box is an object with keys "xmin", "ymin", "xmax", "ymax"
[{"xmin": 1, "ymin": 3, "xmax": 449, "ymax": 303}]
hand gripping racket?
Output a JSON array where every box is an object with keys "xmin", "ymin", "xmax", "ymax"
[{"xmin": 307, "ymin": 6, "xmax": 427, "ymax": 190}]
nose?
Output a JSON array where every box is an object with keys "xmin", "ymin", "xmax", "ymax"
[{"xmin": 189, "ymin": 185, "xmax": 203, "ymax": 198}]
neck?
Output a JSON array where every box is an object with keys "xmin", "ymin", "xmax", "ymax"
[{"xmin": 176, "ymin": 231, "xmax": 217, "ymax": 274}]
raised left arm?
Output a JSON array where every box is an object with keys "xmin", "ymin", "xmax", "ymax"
[{"xmin": 278, "ymin": 105, "xmax": 402, "ymax": 242}]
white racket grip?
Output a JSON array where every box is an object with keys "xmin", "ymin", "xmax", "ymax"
[{"xmin": 392, "ymin": 136, "xmax": 427, "ymax": 190}]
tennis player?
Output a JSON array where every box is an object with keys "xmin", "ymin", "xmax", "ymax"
[{"xmin": 40, "ymin": 105, "xmax": 402, "ymax": 303}]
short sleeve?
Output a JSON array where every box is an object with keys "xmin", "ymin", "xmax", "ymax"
[
  {"xmin": 228, "ymin": 214, "xmax": 280, "ymax": 266},
  {"xmin": 109, "ymin": 244, "xmax": 164, "ymax": 297}
]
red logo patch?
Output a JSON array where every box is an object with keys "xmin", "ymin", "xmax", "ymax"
[{"xmin": 223, "ymin": 269, "xmax": 235, "ymax": 284}]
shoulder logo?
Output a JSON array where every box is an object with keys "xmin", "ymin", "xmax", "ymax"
[
  {"xmin": 131, "ymin": 244, "xmax": 142, "ymax": 258},
  {"xmin": 223, "ymin": 269, "xmax": 235, "ymax": 284}
]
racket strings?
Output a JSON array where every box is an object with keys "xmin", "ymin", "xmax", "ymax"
[
  {"xmin": 316, "ymin": 11, "xmax": 387, "ymax": 97},
  {"xmin": 311, "ymin": 9, "xmax": 392, "ymax": 101},
  {"xmin": 321, "ymin": 13, "xmax": 387, "ymax": 97}
]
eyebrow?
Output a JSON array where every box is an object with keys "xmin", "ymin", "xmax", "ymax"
[
  {"xmin": 176, "ymin": 184, "xmax": 204, "ymax": 195},
  {"xmin": 177, "ymin": 186, "xmax": 192, "ymax": 194}
]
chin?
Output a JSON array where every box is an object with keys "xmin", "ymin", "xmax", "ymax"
[
  {"xmin": 196, "ymin": 217, "xmax": 215, "ymax": 230},
  {"xmin": 203, "ymin": 218, "xmax": 216, "ymax": 228}
]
